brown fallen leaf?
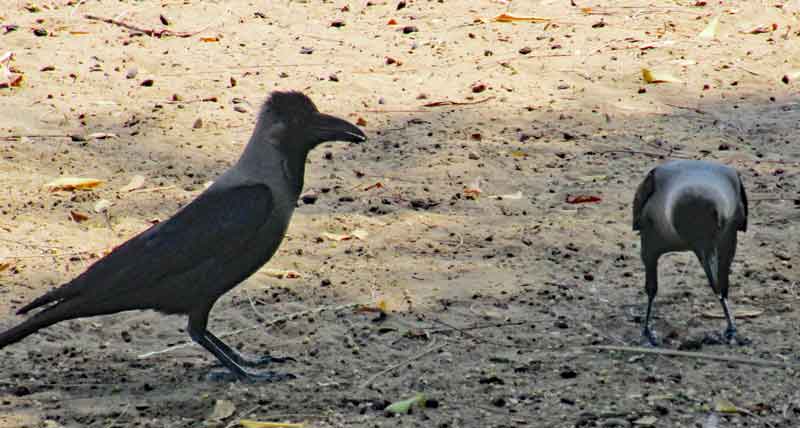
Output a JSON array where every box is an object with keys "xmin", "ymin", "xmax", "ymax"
[
  {"xmin": 69, "ymin": 211, "xmax": 90, "ymax": 222},
  {"xmin": 781, "ymin": 70, "xmax": 800, "ymax": 84},
  {"xmin": 463, "ymin": 177, "xmax": 482, "ymax": 199},
  {"xmin": 0, "ymin": 260, "xmax": 12, "ymax": 273},
  {"xmin": 261, "ymin": 268, "xmax": 302, "ymax": 279},
  {"xmin": 494, "ymin": 13, "xmax": 550, "ymax": 23},
  {"xmin": 356, "ymin": 117, "xmax": 367, "ymax": 126},
  {"xmin": 46, "ymin": 177, "xmax": 103, "ymax": 192},
  {"xmin": 119, "ymin": 175, "xmax": 146, "ymax": 192},
  {"xmin": 743, "ymin": 23, "xmax": 777, "ymax": 34},
  {"xmin": 566, "ymin": 195, "xmax": 602, "ymax": 204}
]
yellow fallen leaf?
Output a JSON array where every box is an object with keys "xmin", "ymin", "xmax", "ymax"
[
  {"xmin": 45, "ymin": 177, "xmax": 103, "ymax": 192},
  {"xmin": 200, "ymin": 36, "xmax": 220, "ymax": 42},
  {"xmin": 642, "ymin": 68, "xmax": 682, "ymax": 84},
  {"xmin": 119, "ymin": 175, "xmax": 146, "ymax": 192},
  {"xmin": 510, "ymin": 150, "xmax": 528, "ymax": 158},
  {"xmin": 714, "ymin": 398, "xmax": 740, "ymax": 414},
  {"xmin": 697, "ymin": 15, "xmax": 720, "ymax": 39},
  {"xmin": 494, "ymin": 13, "xmax": 550, "ymax": 23},
  {"xmin": 208, "ymin": 399, "xmax": 236, "ymax": 421},
  {"xmin": 239, "ymin": 421, "xmax": 304, "ymax": 428}
]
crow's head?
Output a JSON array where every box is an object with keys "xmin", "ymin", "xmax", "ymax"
[{"xmin": 258, "ymin": 91, "xmax": 366, "ymax": 153}]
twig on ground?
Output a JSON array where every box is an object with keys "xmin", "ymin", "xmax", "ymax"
[
  {"xmin": 85, "ymin": 14, "xmax": 207, "ymax": 38},
  {"xmin": 592, "ymin": 149, "xmax": 692, "ymax": 159},
  {"xmin": 127, "ymin": 185, "xmax": 176, "ymax": 194},
  {"xmin": 423, "ymin": 96, "xmax": 495, "ymax": 107},
  {"xmin": 663, "ymin": 103, "xmax": 707, "ymax": 114},
  {"xmin": 360, "ymin": 338, "xmax": 445, "ymax": 389},
  {"xmin": 588, "ymin": 345, "xmax": 796, "ymax": 368}
]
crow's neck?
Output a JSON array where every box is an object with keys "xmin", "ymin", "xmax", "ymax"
[{"xmin": 239, "ymin": 141, "xmax": 308, "ymax": 197}]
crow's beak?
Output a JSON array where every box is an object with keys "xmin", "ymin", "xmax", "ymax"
[
  {"xmin": 699, "ymin": 247, "xmax": 720, "ymax": 292},
  {"xmin": 313, "ymin": 113, "xmax": 367, "ymax": 143}
]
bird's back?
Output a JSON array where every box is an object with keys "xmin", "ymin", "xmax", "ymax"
[{"xmin": 637, "ymin": 160, "xmax": 745, "ymax": 250}]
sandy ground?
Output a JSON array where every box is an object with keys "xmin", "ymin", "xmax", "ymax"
[{"xmin": 1, "ymin": 0, "xmax": 799, "ymax": 426}]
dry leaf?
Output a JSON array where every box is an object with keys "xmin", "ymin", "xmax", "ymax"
[
  {"xmin": 781, "ymin": 70, "xmax": 800, "ymax": 84},
  {"xmin": 489, "ymin": 191, "xmax": 523, "ymax": 200},
  {"xmin": 0, "ymin": 51, "xmax": 13, "ymax": 65},
  {"xmin": 119, "ymin": 175, "xmax": 146, "ymax": 192},
  {"xmin": 239, "ymin": 420, "xmax": 304, "ymax": 428},
  {"xmin": 703, "ymin": 308, "xmax": 763, "ymax": 318},
  {"xmin": 386, "ymin": 394, "xmax": 426, "ymax": 415},
  {"xmin": 494, "ymin": 13, "xmax": 550, "ymax": 23},
  {"xmin": 321, "ymin": 229, "xmax": 369, "ymax": 241},
  {"xmin": 356, "ymin": 117, "xmax": 367, "ymax": 126},
  {"xmin": 713, "ymin": 398, "xmax": 740, "ymax": 414},
  {"xmin": 0, "ymin": 66, "xmax": 23, "ymax": 88},
  {"xmin": 46, "ymin": 177, "xmax": 103, "ymax": 192},
  {"xmin": 208, "ymin": 399, "xmax": 236, "ymax": 421},
  {"xmin": 642, "ymin": 68, "xmax": 682, "ymax": 84},
  {"xmin": 355, "ymin": 299, "xmax": 389, "ymax": 314},
  {"xmin": 262, "ymin": 268, "xmax": 302, "ymax": 279},
  {"xmin": 94, "ymin": 199, "xmax": 112, "ymax": 213},
  {"xmin": 351, "ymin": 229, "xmax": 369, "ymax": 240},
  {"xmin": 0, "ymin": 260, "xmax": 12, "ymax": 273},
  {"xmin": 566, "ymin": 195, "xmax": 602, "ymax": 204},
  {"xmin": 633, "ymin": 416, "xmax": 658, "ymax": 426},
  {"xmin": 69, "ymin": 211, "xmax": 89, "ymax": 222},
  {"xmin": 697, "ymin": 15, "xmax": 720, "ymax": 39},
  {"xmin": 200, "ymin": 36, "xmax": 219, "ymax": 42},
  {"xmin": 87, "ymin": 132, "xmax": 117, "ymax": 140},
  {"xmin": 69, "ymin": 30, "xmax": 90, "ymax": 35},
  {"xmin": 464, "ymin": 177, "xmax": 482, "ymax": 199},
  {"xmin": 744, "ymin": 23, "xmax": 777, "ymax": 34}
]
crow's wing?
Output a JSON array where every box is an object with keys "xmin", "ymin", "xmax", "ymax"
[
  {"xmin": 736, "ymin": 172, "xmax": 748, "ymax": 232},
  {"xmin": 632, "ymin": 168, "xmax": 656, "ymax": 231},
  {"xmin": 18, "ymin": 184, "xmax": 274, "ymax": 314}
]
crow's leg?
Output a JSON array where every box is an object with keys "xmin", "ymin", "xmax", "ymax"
[
  {"xmin": 204, "ymin": 330, "xmax": 295, "ymax": 367},
  {"xmin": 716, "ymin": 234, "xmax": 749, "ymax": 345},
  {"xmin": 641, "ymin": 237, "xmax": 660, "ymax": 346},
  {"xmin": 188, "ymin": 308, "xmax": 296, "ymax": 382}
]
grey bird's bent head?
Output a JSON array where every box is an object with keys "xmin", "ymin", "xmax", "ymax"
[{"xmin": 254, "ymin": 91, "xmax": 366, "ymax": 156}]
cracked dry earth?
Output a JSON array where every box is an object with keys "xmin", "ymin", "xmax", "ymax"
[{"xmin": 1, "ymin": 0, "xmax": 799, "ymax": 427}]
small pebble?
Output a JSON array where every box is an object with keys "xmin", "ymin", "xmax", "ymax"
[
  {"xmin": 140, "ymin": 79, "xmax": 154, "ymax": 87},
  {"xmin": 519, "ymin": 46, "xmax": 532, "ymax": 55},
  {"xmin": 126, "ymin": 67, "xmax": 138, "ymax": 79},
  {"xmin": 192, "ymin": 118, "xmax": 203, "ymax": 129},
  {"xmin": 402, "ymin": 25, "xmax": 418, "ymax": 34}
]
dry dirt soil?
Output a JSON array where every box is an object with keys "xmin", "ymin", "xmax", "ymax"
[{"xmin": 1, "ymin": 0, "xmax": 799, "ymax": 427}]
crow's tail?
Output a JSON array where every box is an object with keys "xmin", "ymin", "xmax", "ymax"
[{"xmin": 0, "ymin": 306, "xmax": 67, "ymax": 348}]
